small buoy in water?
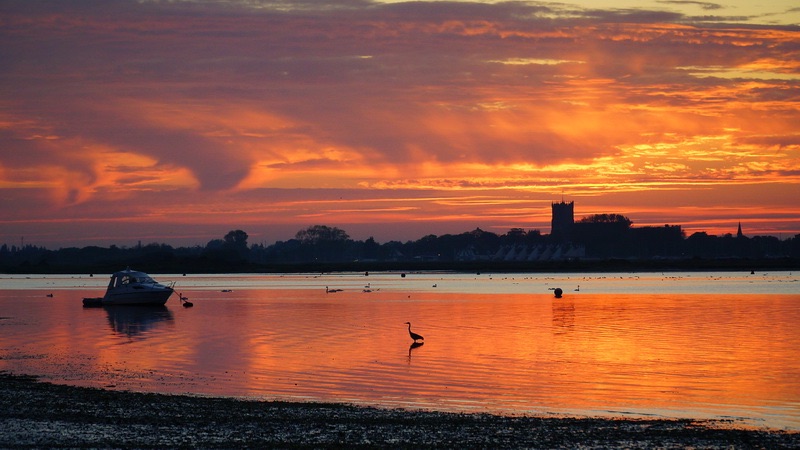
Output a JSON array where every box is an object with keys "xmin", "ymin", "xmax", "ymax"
[
  {"xmin": 554, "ymin": 288, "xmax": 563, "ymax": 298},
  {"xmin": 179, "ymin": 293, "xmax": 193, "ymax": 307}
]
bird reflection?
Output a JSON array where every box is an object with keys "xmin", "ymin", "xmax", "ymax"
[{"xmin": 408, "ymin": 341, "xmax": 424, "ymax": 361}]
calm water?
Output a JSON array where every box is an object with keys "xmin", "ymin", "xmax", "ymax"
[{"xmin": 1, "ymin": 271, "xmax": 798, "ymax": 430}]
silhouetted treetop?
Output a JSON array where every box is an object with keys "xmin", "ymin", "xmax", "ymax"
[
  {"xmin": 224, "ymin": 230, "xmax": 249, "ymax": 249},
  {"xmin": 506, "ymin": 228, "xmax": 527, "ymax": 239},
  {"xmin": 206, "ymin": 239, "xmax": 225, "ymax": 250},
  {"xmin": 578, "ymin": 214, "xmax": 633, "ymax": 228},
  {"xmin": 295, "ymin": 225, "xmax": 349, "ymax": 244}
]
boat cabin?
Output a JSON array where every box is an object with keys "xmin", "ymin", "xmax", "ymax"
[{"xmin": 108, "ymin": 270, "xmax": 157, "ymax": 289}]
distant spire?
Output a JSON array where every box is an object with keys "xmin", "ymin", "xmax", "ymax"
[{"xmin": 737, "ymin": 222, "xmax": 743, "ymax": 238}]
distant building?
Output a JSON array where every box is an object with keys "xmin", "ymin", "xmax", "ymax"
[
  {"xmin": 737, "ymin": 222, "xmax": 744, "ymax": 238},
  {"xmin": 551, "ymin": 201, "xmax": 574, "ymax": 241},
  {"xmin": 551, "ymin": 200, "xmax": 684, "ymax": 258}
]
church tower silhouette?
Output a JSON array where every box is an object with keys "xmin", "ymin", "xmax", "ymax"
[{"xmin": 551, "ymin": 200, "xmax": 574, "ymax": 241}]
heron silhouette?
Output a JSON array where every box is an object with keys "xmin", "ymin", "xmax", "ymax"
[{"xmin": 404, "ymin": 322, "xmax": 424, "ymax": 343}]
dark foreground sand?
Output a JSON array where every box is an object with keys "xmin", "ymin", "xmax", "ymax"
[{"xmin": 1, "ymin": 373, "xmax": 797, "ymax": 449}]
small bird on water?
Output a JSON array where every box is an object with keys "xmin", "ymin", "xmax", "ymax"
[{"xmin": 404, "ymin": 322, "xmax": 424, "ymax": 343}]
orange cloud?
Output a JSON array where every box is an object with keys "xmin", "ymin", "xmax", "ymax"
[{"xmin": 1, "ymin": 1, "xmax": 798, "ymax": 247}]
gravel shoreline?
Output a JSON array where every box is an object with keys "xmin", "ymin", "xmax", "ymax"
[{"xmin": 2, "ymin": 372, "xmax": 797, "ymax": 449}]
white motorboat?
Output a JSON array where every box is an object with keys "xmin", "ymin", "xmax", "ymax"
[{"xmin": 83, "ymin": 268, "xmax": 174, "ymax": 306}]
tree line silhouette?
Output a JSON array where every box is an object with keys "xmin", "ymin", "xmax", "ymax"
[{"xmin": 2, "ymin": 223, "xmax": 799, "ymax": 273}]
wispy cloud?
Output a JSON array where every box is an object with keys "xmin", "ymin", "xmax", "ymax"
[{"xmin": 659, "ymin": 1, "xmax": 723, "ymax": 11}]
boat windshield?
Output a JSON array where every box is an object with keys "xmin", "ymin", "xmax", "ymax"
[{"xmin": 116, "ymin": 272, "xmax": 156, "ymax": 286}]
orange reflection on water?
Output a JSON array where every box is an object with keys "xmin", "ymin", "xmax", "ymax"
[
  {"xmin": 202, "ymin": 290, "xmax": 799, "ymax": 427},
  {"xmin": 1, "ymin": 287, "xmax": 798, "ymax": 429}
]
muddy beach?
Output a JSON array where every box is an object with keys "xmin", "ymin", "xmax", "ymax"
[{"xmin": 1, "ymin": 373, "xmax": 797, "ymax": 449}]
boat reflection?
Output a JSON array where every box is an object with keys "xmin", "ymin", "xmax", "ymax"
[{"xmin": 104, "ymin": 306, "xmax": 174, "ymax": 337}]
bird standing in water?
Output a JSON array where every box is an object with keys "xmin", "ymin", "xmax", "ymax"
[{"xmin": 405, "ymin": 322, "xmax": 424, "ymax": 343}]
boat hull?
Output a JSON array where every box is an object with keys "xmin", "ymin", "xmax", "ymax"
[
  {"xmin": 101, "ymin": 289, "xmax": 173, "ymax": 306},
  {"xmin": 83, "ymin": 290, "xmax": 172, "ymax": 307}
]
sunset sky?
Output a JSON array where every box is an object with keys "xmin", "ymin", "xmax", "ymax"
[{"xmin": 2, "ymin": 0, "xmax": 799, "ymax": 248}]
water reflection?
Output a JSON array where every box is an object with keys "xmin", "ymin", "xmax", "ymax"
[
  {"xmin": 1, "ymin": 273, "xmax": 798, "ymax": 430},
  {"xmin": 552, "ymin": 300, "xmax": 575, "ymax": 333},
  {"xmin": 407, "ymin": 341, "xmax": 424, "ymax": 361},
  {"xmin": 103, "ymin": 306, "xmax": 174, "ymax": 337}
]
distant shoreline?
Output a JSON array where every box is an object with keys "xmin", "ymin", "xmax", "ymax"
[
  {"xmin": 1, "ymin": 372, "xmax": 797, "ymax": 448},
  {"xmin": 3, "ymin": 256, "xmax": 798, "ymax": 275}
]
